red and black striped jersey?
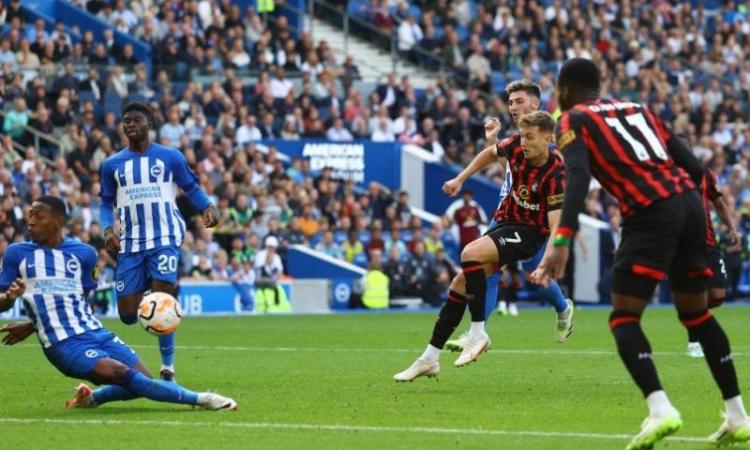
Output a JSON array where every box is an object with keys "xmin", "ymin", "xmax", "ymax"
[
  {"xmin": 556, "ymin": 99, "xmax": 695, "ymax": 217},
  {"xmin": 701, "ymin": 168, "xmax": 721, "ymax": 248},
  {"xmin": 493, "ymin": 136, "xmax": 565, "ymax": 236}
]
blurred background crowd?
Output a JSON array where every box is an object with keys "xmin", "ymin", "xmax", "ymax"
[{"xmin": 2, "ymin": 0, "xmax": 750, "ymax": 306}]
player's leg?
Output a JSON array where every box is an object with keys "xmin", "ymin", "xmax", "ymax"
[
  {"xmin": 394, "ymin": 265, "xmax": 494, "ymax": 381},
  {"xmin": 687, "ymin": 248, "xmax": 726, "ymax": 357},
  {"xmin": 91, "ymin": 358, "xmax": 236, "ymax": 410},
  {"xmin": 669, "ymin": 208, "xmax": 750, "ymax": 446},
  {"xmin": 114, "ymin": 252, "xmax": 148, "ymax": 327},
  {"xmin": 609, "ymin": 202, "xmax": 684, "ymax": 450},
  {"xmin": 522, "ymin": 244, "xmax": 574, "ymax": 342},
  {"xmin": 506, "ymin": 267, "xmax": 520, "ymax": 316},
  {"xmin": 147, "ymin": 247, "xmax": 181, "ymax": 381}
]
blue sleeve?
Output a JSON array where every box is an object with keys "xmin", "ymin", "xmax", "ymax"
[
  {"xmin": 0, "ymin": 245, "xmax": 21, "ymax": 290},
  {"xmin": 79, "ymin": 246, "xmax": 99, "ymax": 296},
  {"xmin": 100, "ymin": 159, "xmax": 116, "ymax": 229},
  {"xmin": 171, "ymin": 150, "xmax": 212, "ymax": 212}
]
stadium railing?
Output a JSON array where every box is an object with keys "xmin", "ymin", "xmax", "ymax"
[{"xmin": 0, "ymin": 109, "xmax": 59, "ymax": 166}]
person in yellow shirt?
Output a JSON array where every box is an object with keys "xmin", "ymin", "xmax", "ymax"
[
  {"xmin": 424, "ymin": 222, "xmax": 445, "ymax": 255},
  {"xmin": 342, "ymin": 228, "xmax": 364, "ymax": 263},
  {"xmin": 298, "ymin": 205, "xmax": 320, "ymax": 238}
]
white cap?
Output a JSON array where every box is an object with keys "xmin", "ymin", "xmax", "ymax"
[{"xmin": 265, "ymin": 236, "xmax": 279, "ymax": 248}]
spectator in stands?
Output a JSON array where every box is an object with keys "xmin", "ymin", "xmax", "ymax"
[
  {"xmin": 404, "ymin": 240, "xmax": 442, "ymax": 306},
  {"xmin": 397, "ymin": 14, "xmax": 423, "ymax": 62},
  {"xmin": 2, "ymin": 97, "xmax": 28, "ymax": 140},
  {"xmin": 452, "ymin": 190, "xmax": 484, "ymax": 252},
  {"xmin": 326, "ymin": 118, "xmax": 354, "ymax": 141},
  {"xmin": 254, "ymin": 235, "xmax": 285, "ymax": 305},
  {"xmin": 342, "ymin": 228, "xmax": 364, "ymax": 263}
]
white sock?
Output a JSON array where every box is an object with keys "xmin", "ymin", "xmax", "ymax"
[
  {"xmin": 725, "ymin": 395, "xmax": 749, "ymax": 423},
  {"xmin": 646, "ymin": 390, "xmax": 674, "ymax": 417},
  {"xmin": 419, "ymin": 344, "xmax": 441, "ymax": 363},
  {"xmin": 196, "ymin": 393, "xmax": 208, "ymax": 405},
  {"xmin": 469, "ymin": 321, "xmax": 485, "ymax": 336},
  {"xmin": 160, "ymin": 364, "xmax": 175, "ymax": 372}
]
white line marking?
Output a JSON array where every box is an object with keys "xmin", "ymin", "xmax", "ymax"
[
  {"xmin": 14, "ymin": 344, "xmax": 749, "ymax": 357},
  {"xmin": 0, "ymin": 417, "xmax": 708, "ymax": 443}
]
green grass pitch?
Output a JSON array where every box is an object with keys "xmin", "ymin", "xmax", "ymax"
[{"xmin": 1, "ymin": 306, "xmax": 748, "ymax": 449}]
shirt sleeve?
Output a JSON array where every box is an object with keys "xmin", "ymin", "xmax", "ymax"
[
  {"xmin": 171, "ymin": 150, "xmax": 212, "ymax": 212},
  {"xmin": 99, "ymin": 158, "xmax": 116, "ymax": 204},
  {"xmin": 0, "ymin": 245, "xmax": 21, "ymax": 290},
  {"xmin": 556, "ymin": 111, "xmax": 592, "ymax": 234},
  {"xmin": 495, "ymin": 136, "xmax": 515, "ymax": 158},
  {"xmin": 79, "ymin": 245, "xmax": 99, "ymax": 296},
  {"xmin": 543, "ymin": 164, "xmax": 566, "ymax": 212}
]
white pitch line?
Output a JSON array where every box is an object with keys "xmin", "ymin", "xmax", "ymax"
[
  {"xmin": 14, "ymin": 344, "xmax": 749, "ymax": 357},
  {"xmin": 0, "ymin": 417, "xmax": 708, "ymax": 443}
]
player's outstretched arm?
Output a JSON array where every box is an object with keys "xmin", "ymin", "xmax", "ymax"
[{"xmin": 0, "ymin": 321, "xmax": 35, "ymax": 345}]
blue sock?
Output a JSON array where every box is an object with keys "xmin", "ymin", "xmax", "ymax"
[
  {"xmin": 159, "ymin": 332, "xmax": 175, "ymax": 368},
  {"xmin": 121, "ymin": 369, "xmax": 197, "ymax": 405},
  {"xmin": 538, "ymin": 280, "xmax": 568, "ymax": 313},
  {"xmin": 92, "ymin": 385, "xmax": 138, "ymax": 405},
  {"xmin": 484, "ymin": 272, "xmax": 500, "ymax": 322}
]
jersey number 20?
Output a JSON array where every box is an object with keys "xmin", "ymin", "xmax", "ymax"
[{"xmin": 605, "ymin": 113, "xmax": 669, "ymax": 162}]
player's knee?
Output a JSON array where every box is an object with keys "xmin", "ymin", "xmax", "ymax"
[
  {"xmin": 460, "ymin": 243, "xmax": 480, "ymax": 262},
  {"xmin": 449, "ymin": 273, "xmax": 466, "ymax": 292},
  {"xmin": 120, "ymin": 313, "xmax": 138, "ymax": 325},
  {"xmin": 91, "ymin": 358, "xmax": 130, "ymax": 385}
]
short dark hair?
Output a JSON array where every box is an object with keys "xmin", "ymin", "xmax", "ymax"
[
  {"xmin": 35, "ymin": 195, "xmax": 68, "ymax": 219},
  {"xmin": 558, "ymin": 58, "xmax": 600, "ymax": 93},
  {"xmin": 505, "ymin": 79, "xmax": 541, "ymax": 99},
  {"xmin": 122, "ymin": 102, "xmax": 153, "ymax": 124}
]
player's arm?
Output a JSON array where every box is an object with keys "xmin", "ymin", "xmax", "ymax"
[
  {"xmin": 713, "ymin": 195, "xmax": 740, "ymax": 245},
  {"xmin": 531, "ymin": 119, "xmax": 590, "ymax": 284},
  {"xmin": 0, "ymin": 321, "xmax": 35, "ymax": 345},
  {"xmin": 645, "ymin": 109, "xmax": 704, "ymax": 185},
  {"xmin": 0, "ymin": 246, "xmax": 24, "ymax": 312},
  {"xmin": 99, "ymin": 159, "xmax": 120, "ymax": 253},
  {"xmin": 442, "ymin": 118, "xmax": 504, "ymax": 197},
  {"xmin": 172, "ymin": 151, "xmax": 217, "ymax": 227}
]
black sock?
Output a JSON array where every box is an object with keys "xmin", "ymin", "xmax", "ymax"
[
  {"xmin": 687, "ymin": 327, "xmax": 698, "ymax": 343},
  {"xmin": 680, "ymin": 310, "xmax": 740, "ymax": 399},
  {"xmin": 429, "ymin": 290, "xmax": 468, "ymax": 349},
  {"xmin": 609, "ymin": 310, "xmax": 662, "ymax": 397},
  {"xmin": 462, "ymin": 261, "xmax": 486, "ymax": 322}
]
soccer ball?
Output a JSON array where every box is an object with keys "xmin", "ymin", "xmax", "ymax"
[{"xmin": 138, "ymin": 292, "xmax": 182, "ymax": 336}]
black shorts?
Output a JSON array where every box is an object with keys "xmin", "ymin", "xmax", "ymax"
[
  {"xmin": 484, "ymin": 223, "xmax": 546, "ymax": 268},
  {"xmin": 707, "ymin": 246, "xmax": 728, "ymax": 290},
  {"xmin": 613, "ymin": 190, "xmax": 709, "ymax": 298}
]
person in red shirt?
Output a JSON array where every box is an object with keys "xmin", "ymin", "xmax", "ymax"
[{"xmin": 452, "ymin": 190, "xmax": 483, "ymax": 252}]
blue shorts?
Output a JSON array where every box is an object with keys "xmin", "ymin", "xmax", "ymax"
[
  {"xmin": 43, "ymin": 328, "xmax": 139, "ymax": 381},
  {"xmin": 115, "ymin": 247, "xmax": 180, "ymax": 296}
]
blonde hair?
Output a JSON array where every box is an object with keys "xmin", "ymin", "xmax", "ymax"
[{"xmin": 517, "ymin": 111, "xmax": 556, "ymax": 133}]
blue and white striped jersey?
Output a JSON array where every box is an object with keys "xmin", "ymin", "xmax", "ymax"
[
  {"xmin": 497, "ymin": 160, "xmax": 512, "ymax": 210},
  {"xmin": 100, "ymin": 143, "xmax": 201, "ymax": 253},
  {"xmin": 0, "ymin": 238, "xmax": 102, "ymax": 348}
]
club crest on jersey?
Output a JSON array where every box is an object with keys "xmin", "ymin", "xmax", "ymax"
[
  {"xmin": 557, "ymin": 130, "xmax": 576, "ymax": 150},
  {"xmin": 66, "ymin": 258, "xmax": 80, "ymax": 275},
  {"xmin": 150, "ymin": 164, "xmax": 163, "ymax": 178},
  {"xmin": 518, "ymin": 185, "xmax": 530, "ymax": 199}
]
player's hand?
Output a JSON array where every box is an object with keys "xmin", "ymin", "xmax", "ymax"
[
  {"xmin": 202, "ymin": 206, "xmax": 218, "ymax": 228},
  {"xmin": 6, "ymin": 278, "xmax": 25, "ymax": 299},
  {"xmin": 728, "ymin": 229, "xmax": 741, "ymax": 246},
  {"xmin": 0, "ymin": 321, "xmax": 34, "ymax": 345},
  {"xmin": 484, "ymin": 117, "xmax": 502, "ymax": 142},
  {"xmin": 442, "ymin": 177, "xmax": 463, "ymax": 197},
  {"xmin": 530, "ymin": 246, "xmax": 570, "ymax": 287},
  {"xmin": 104, "ymin": 228, "xmax": 121, "ymax": 254}
]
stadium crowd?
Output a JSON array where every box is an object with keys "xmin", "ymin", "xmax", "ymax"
[{"xmin": 1, "ymin": 0, "xmax": 750, "ymax": 305}]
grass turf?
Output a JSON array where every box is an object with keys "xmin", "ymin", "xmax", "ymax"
[{"xmin": 0, "ymin": 305, "xmax": 748, "ymax": 450}]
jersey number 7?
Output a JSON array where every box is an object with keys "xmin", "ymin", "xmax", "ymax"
[{"xmin": 605, "ymin": 113, "xmax": 669, "ymax": 162}]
